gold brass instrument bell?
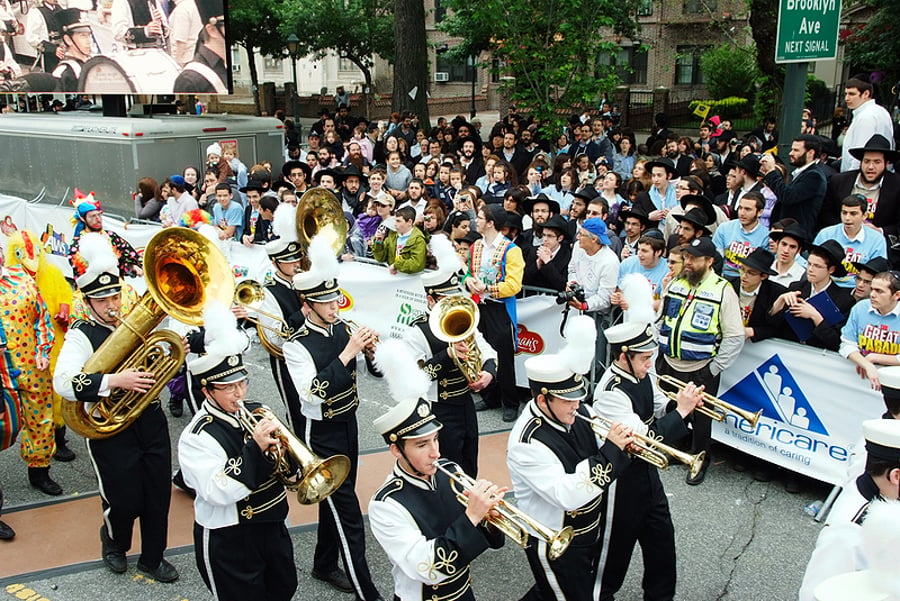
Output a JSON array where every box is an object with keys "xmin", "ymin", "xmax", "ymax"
[
  {"xmin": 236, "ymin": 402, "xmax": 350, "ymax": 504},
  {"xmin": 428, "ymin": 296, "xmax": 484, "ymax": 383},
  {"xmin": 296, "ymin": 187, "xmax": 348, "ymax": 256},
  {"xmin": 657, "ymin": 375, "xmax": 762, "ymax": 427},
  {"xmin": 574, "ymin": 413, "xmax": 708, "ymax": 480},
  {"xmin": 432, "ymin": 461, "xmax": 573, "ymax": 560},
  {"xmin": 62, "ymin": 227, "xmax": 235, "ymax": 439}
]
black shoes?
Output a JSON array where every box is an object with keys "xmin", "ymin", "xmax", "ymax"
[
  {"xmin": 311, "ymin": 567, "xmax": 354, "ymax": 593},
  {"xmin": 0, "ymin": 519, "xmax": 14, "ymax": 540},
  {"xmin": 172, "ymin": 469, "xmax": 197, "ymax": 499},
  {"xmin": 100, "ymin": 526, "xmax": 127, "ymax": 574},
  {"xmin": 54, "ymin": 426, "xmax": 76, "ymax": 462},
  {"xmin": 685, "ymin": 456, "xmax": 710, "ymax": 485},
  {"xmin": 473, "ymin": 400, "xmax": 491, "ymax": 412},
  {"xmin": 137, "ymin": 559, "xmax": 179, "ymax": 583},
  {"xmin": 502, "ymin": 407, "xmax": 519, "ymax": 423},
  {"xmin": 28, "ymin": 467, "xmax": 62, "ymax": 496},
  {"xmin": 168, "ymin": 397, "xmax": 184, "ymax": 418}
]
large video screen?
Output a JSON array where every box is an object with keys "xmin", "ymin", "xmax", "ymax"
[{"xmin": 0, "ymin": 0, "xmax": 231, "ymax": 95}]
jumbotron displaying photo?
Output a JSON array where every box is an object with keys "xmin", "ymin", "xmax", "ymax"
[{"xmin": 0, "ymin": 0, "xmax": 229, "ymax": 94}]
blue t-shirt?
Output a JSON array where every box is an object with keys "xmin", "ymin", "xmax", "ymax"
[
  {"xmin": 213, "ymin": 202, "xmax": 245, "ymax": 240},
  {"xmin": 617, "ymin": 255, "xmax": 669, "ymax": 299},
  {"xmin": 841, "ymin": 300, "xmax": 900, "ymax": 356},
  {"xmin": 813, "ymin": 224, "xmax": 888, "ymax": 288},
  {"xmin": 712, "ymin": 219, "xmax": 770, "ymax": 278}
]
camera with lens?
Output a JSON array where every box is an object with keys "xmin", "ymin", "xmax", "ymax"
[{"xmin": 556, "ymin": 283, "xmax": 586, "ymax": 305}]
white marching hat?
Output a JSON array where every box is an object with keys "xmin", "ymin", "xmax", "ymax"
[{"xmin": 525, "ymin": 314, "xmax": 596, "ymax": 401}]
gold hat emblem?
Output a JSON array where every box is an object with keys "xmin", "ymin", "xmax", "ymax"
[
  {"xmin": 417, "ymin": 402, "xmax": 430, "ymax": 417},
  {"xmin": 99, "ymin": 274, "xmax": 111, "ymax": 284},
  {"xmin": 227, "ymin": 355, "xmax": 239, "ymax": 366}
]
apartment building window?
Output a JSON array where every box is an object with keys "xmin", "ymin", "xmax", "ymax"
[
  {"xmin": 636, "ymin": 0, "xmax": 653, "ymax": 16},
  {"xmin": 598, "ymin": 47, "xmax": 647, "ymax": 86},
  {"xmin": 684, "ymin": 0, "xmax": 716, "ymax": 13},
  {"xmin": 674, "ymin": 46, "xmax": 707, "ymax": 85},
  {"xmin": 434, "ymin": 0, "xmax": 446, "ymax": 23},
  {"xmin": 263, "ymin": 56, "xmax": 282, "ymax": 73},
  {"xmin": 339, "ymin": 57, "xmax": 357, "ymax": 72},
  {"xmin": 436, "ymin": 54, "xmax": 474, "ymax": 83}
]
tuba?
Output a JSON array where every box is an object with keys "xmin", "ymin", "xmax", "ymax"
[
  {"xmin": 428, "ymin": 296, "xmax": 483, "ymax": 383},
  {"xmin": 296, "ymin": 187, "xmax": 348, "ymax": 259},
  {"xmin": 236, "ymin": 402, "xmax": 350, "ymax": 504},
  {"xmin": 433, "ymin": 461, "xmax": 573, "ymax": 561},
  {"xmin": 62, "ymin": 228, "xmax": 235, "ymax": 439},
  {"xmin": 233, "ymin": 279, "xmax": 291, "ymax": 359}
]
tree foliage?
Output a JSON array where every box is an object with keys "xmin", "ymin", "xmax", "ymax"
[
  {"xmin": 229, "ymin": 0, "xmax": 286, "ymax": 114},
  {"xmin": 277, "ymin": 0, "xmax": 394, "ymax": 92},
  {"xmin": 841, "ymin": 0, "xmax": 900, "ymax": 103},
  {"xmin": 440, "ymin": 0, "xmax": 640, "ymax": 135},
  {"xmin": 699, "ymin": 44, "xmax": 760, "ymax": 101}
]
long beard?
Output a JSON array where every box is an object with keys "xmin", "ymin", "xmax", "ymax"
[{"xmin": 684, "ymin": 267, "xmax": 705, "ymax": 287}]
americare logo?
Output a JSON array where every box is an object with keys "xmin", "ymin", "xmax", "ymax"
[{"xmin": 721, "ymin": 353, "xmax": 827, "ymax": 435}]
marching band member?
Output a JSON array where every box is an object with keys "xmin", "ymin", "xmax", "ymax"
[
  {"xmin": 370, "ymin": 338, "xmax": 505, "ymax": 601},
  {"xmin": 178, "ymin": 302, "xmax": 297, "ymax": 601},
  {"xmin": 53, "ymin": 233, "xmax": 178, "ymax": 582},
  {"xmin": 799, "ymin": 419, "xmax": 900, "ymax": 601},
  {"xmin": 507, "ymin": 315, "xmax": 633, "ymax": 601},
  {"xmin": 403, "ymin": 236, "xmax": 496, "ymax": 476},
  {"xmin": 253, "ymin": 203, "xmax": 307, "ymax": 428},
  {"xmin": 283, "ymin": 235, "xmax": 385, "ymax": 601},
  {"xmin": 50, "ymin": 8, "xmax": 92, "ymax": 92},
  {"xmin": 593, "ymin": 321, "xmax": 703, "ymax": 601}
]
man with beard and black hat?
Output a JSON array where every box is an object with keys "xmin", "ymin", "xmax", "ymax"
[
  {"xmin": 840, "ymin": 77, "xmax": 895, "ymax": 173},
  {"xmin": 759, "ymin": 135, "xmax": 827, "ymax": 241},
  {"xmin": 173, "ymin": 0, "xmax": 227, "ymax": 94},
  {"xmin": 770, "ymin": 239, "xmax": 855, "ymax": 351},
  {"xmin": 519, "ymin": 192, "xmax": 560, "ymax": 250},
  {"xmin": 657, "ymin": 237, "xmax": 744, "ymax": 484},
  {"xmin": 339, "ymin": 165, "xmax": 367, "ymax": 216}
]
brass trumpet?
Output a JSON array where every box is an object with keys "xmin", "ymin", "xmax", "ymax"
[
  {"xmin": 433, "ymin": 461, "xmax": 573, "ymax": 561},
  {"xmin": 657, "ymin": 375, "xmax": 762, "ymax": 427},
  {"xmin": 342, "ymin": 318, "xmax": 380, "ymax": 350},
  {"xmin": 574, "ymin": 413, "xmax": 707, "ymax": 480},
  {"xmin": 233, "ymin": 279, "xmax": 292, "ymax": 358},
  {"xmin": 236, "ymin": 402, "xmax": 351, "ymax": 504}
]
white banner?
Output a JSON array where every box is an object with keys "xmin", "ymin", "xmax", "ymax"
[
  {"xmin": 336, "ymin": 262, "xmax": 428, "ymax": 340},
  {"xmin": 713, "ymin": 339, "xmax": 883, "ymax": 486},
  {"xmin": 514, "ymin": 295, "xmax": 568, "ymax": 387}
]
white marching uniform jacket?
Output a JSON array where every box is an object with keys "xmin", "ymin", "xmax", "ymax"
[
  {"xmin": 798, "ymin": 474, "xmax": 880, "ymax": 601},
  {"xmin": 592, "ymin": 363, "xmax": 669, "ymax": 436}
]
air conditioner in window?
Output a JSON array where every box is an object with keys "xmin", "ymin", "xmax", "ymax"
[
  {"xmin": 434, "ymin": 72, "xmax": 450, "ymax": 82},
  {"xmin": 231, "ymin": 63, "xmax": 241, "ymax": 73}
]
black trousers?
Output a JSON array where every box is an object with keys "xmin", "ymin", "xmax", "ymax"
[
  {"xmin": 597, "ymin": 464, "xmax": 676, "ymax": 601},
  {"xmin": 195, "ymin": 520, "xmax": 297, "ymax": 601},
  {"xmin": 431, "ymin": 399, "xmax": 479, "ymax": 477},
  {"xmin": 302, "ymin": 415, "xmax": 381, "ymax": 601},
  {"xmin": 523, "ymin": 538, "xmax": 599, "ymax": 601},
  {"xmin": 271, "ymin": 354, "xmax": 303, "ymax": 429},
  {"xmin": 85, "ymin": 403, "xmax": 171, "ymax": 569},
  {"xmin": 655, "ymin": 360, "xmax": 720, "ymax": 454},
  {"xmin": 476, "ymin": 301, "xmax": 518, "ymax": 409}
]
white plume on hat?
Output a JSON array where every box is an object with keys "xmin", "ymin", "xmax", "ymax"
[
  {"xmin": 374, "ymin": 338, "xmax": 431, "ymax": 404},
  {"xmin": 861, "ymin": 500, "xmax": 900, "ymax": 597},
  {"xmin": 307, "ymin": 233, "xmax": 340, "ymax": 282},
  {"xmin": 202, "ymin": 301, "xmax": 246, "ymax": 357},
  {"xmin": 559, "ymin": 314, "xmax": 597, "ymax": 376},
  {"xmin": 78, "ymin": 232, "xmax": 119, "ymax": 277},
  {"xmin": 271, "ymin": 203, "xmax": 298, "ymax": 243},
  {"xmin": 621, "ymin": 272, "xmax": 656, "ymax": 325},
  {"xmin": 429, "ymin": 235, "xmax": 461, "ymax": 275}
]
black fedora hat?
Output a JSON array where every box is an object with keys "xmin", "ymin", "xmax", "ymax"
[
  {"xmin": 769, "ymin": 223, "xmax": 808, "ymax": 248},
  {"xmin": 738, "ymin": 154, "xmax": 762, "ymax": 179},
  {"xmin": 736, "ymin": 247, "xmax": 777, "ymax": 276},
  {"xmin": 807, "ymin": 239, "xmax": 848, "ymax": 277},
  {"xmin": 645, "ymin": 157, "xmax": 677, "ymax": 176},
  {"xmin": 314, "ymin": 168, "xmax": 343, "ymax": 186},
  {"xmin": 572, "ymin": 186, "xmax": 599, "ymax": 202},
  {"xmin": 538, "ymin": 214, "xmax": 569, "ymax": 237},
  {"xmin": 340, "ymin": 164, "xmax": 367, "ymax": 183},
  {"xmin": 852, "ymin": 256, "xmax": 892, "ymax": 277},
  {"xmin": 848, "ymin": 134, "xmax": 899, "ymax": 163},
  {"xmin": 618, "ymin": 205, "xmax": 651, "ymax": 226},
  {"xmin": 281, "ymin": 160, "xmax": 311, "ymax": 179},
  {"xmin": 679, "ymin": 194, "xmax": 717, "ymax": 227},
  {"xmin": 523, "ymin": 193, "xmax": 561, "ymax": 216},
  {"xmin": 677, "ymin": 207, "xmax": 710, "ymax": 235}
]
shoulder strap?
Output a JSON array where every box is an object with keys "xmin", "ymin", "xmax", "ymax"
[{"xmin": 182, "ymin": 61, "xmax": 227, "ymax": 93}]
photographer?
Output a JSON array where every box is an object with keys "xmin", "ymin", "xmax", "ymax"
[{"xmin": 567, "ymin": 218, "xmax": 619, "ymax": 316}]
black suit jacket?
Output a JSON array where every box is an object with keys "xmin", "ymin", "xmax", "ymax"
[
  {"xmin": 818, "ymin": 170, "xmax": 900, "ymax": 239},
  {"xmin": 523, "ymin": 243, "xmax": 572, "ymax": 292},
  {"xmin": 774, "ymin": 280, "xmax": 854, "ymax": 351},
  {"xmin": 763, "ymin": 162, "xmax": 826, "ymax": 242},
  {"xmin": 728, "ymin": 277, "xmax": 787, "ymax": 342}
]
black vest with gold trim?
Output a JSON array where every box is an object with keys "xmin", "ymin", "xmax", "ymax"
[
  {"xmin": 290, "ymin": 323, "xmax": 358, "ymax": 421},
  {"xmin": 412, "ymin": 314, "xmax": 472, "ymax": 405}
]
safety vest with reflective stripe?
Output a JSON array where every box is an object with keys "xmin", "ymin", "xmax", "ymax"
[{"xmin": 659, "ymin": 274, "xmax": 727, "ymax": 361}]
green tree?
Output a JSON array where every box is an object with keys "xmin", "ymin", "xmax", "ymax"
[
  {"xmin": 841, "ymin": 0, "xmax": 900, "ymax": 103},
  {"xmin": 440, "ymin": 0, "xmax": 639, "ymax": 135},
  {"xmin": 278, "ymin": 0, "xmax": 394, "ymax": 113},
  {"xmin": 747, "ymin": 0, "xmax": 784, "ymax": 122},
  {"xmin": 230, "ymin": 0, "xmax": 286, "ymax": 115},
  {"xmin": 699, "ymin": 43, "xmax": 760, "ymax": 101}
]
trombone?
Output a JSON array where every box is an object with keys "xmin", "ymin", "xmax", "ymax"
[
  {"xmin": 657, "ymin": 375, "xmax": 762, "ymax": 427},
  {"xmin": 233, "ymin": 279, "xmax": 292, "ymax": 358},
  {"xmin": 433, "ymin": 461, "xmax": 573, "ymax": 561},
  {"xmin": 236, "ymin": 402, "xmax": 351, "ymax": 504},
  {"xmin": 574, "ymin": 413, "xmax": 707, "ymax": 480}
]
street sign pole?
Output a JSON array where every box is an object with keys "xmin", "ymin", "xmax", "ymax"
[{"xmin": 777, "ymin": 62, "xmax": 808, "ymax": 158}]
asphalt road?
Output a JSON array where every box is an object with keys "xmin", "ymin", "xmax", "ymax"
[{"xmin": 0, "ymin": 340, "xmax": 831, "ymax": 601}]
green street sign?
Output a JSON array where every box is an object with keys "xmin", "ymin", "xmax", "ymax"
[{"xmin": 775, "ymin": 0, "xmax": 842, "ymax": 63}]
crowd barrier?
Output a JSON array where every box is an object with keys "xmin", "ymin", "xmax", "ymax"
[{"xmin": 0, "ymin": 195, "xmax": 880, "ymax": 487}]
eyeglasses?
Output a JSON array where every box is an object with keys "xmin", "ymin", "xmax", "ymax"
[{"xmin": 213, "ymin": 379, "xmax": 249, "ymax": 394}]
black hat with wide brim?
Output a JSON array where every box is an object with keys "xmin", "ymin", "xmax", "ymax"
[{"xmin": 807, "ymin": 239, "xmax": 848, "ymax": 278}]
